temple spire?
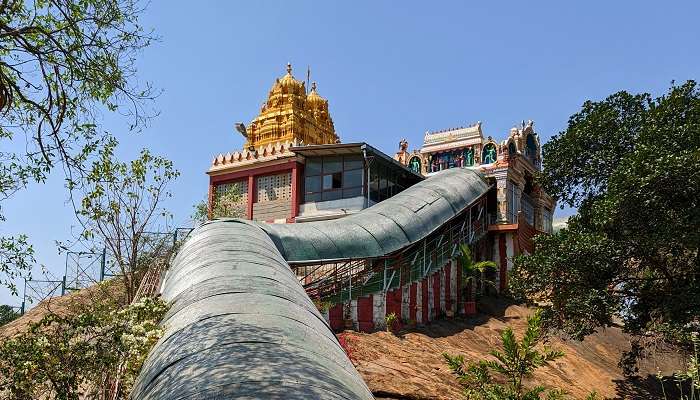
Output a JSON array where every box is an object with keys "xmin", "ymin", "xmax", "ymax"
[{"xmin": 244, "ymin": 63, "xmax": 337, "ymax": 149}]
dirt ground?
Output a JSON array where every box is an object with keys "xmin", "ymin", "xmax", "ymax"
[
  {"xmin": 345, "ymin": 298, "xmax": 686, "ymax": 400},
  {"xmin": 0, "ymin": 279, "xmax": 124, "ymax": 338},
  {"xmin": 3, "ymin": 288, "xmax": 686, "ymax": 399}
]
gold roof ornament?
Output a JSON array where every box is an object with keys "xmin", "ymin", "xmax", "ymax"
[
  {"xmin": 243, "ymin": 63, "xmax": 338, "ymax": 149},
  {"xmin": 277, "ymin": 62, "xmax": 305, "ymax": 93},
  {"xmin": 306, "ymin": 82, "xmax": 326, "ymax": 108}
]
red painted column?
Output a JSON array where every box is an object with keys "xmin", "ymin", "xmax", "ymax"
[
  {"xmin": 397, "ymin": 287, "xmax": 404, "ymax": 329},
  {"xmin": 357, "ymin": 295, "xmax": 374, "ymax": 332},
  {"xmin": 499, "ymin": 233, "xmax": 508, "ymax": 291},
  {"xmin": 421, "ymin": 281, "xmax": 429, "ymax": 323},
  {"xmin": 289, "ymin": 162, "xmax": 301, "ymax": 222},
  {"xmin": 247, "ymin": 174, "xmax": 255, "ymax": 220},
  {"xmin": 445, "ymin": 262, "xmax": 451, "ymax": 313},
  {"xmin": 329, "ymin": 304, "xmax": 343, "ymax": 331},
  {"xmin": 432, "ymin": 272, "xmax": 440, "ymax": 318},
  {"xmin": 386, "ymin": 289, "xmax": 403, "ymax": 317},
  {"xmin": 409, "ymin": 282, "xmax": 417, "ymax": 322},
  {"xmin": 455, "ymin": 258, "xmax": 462, "ymax": 309}
]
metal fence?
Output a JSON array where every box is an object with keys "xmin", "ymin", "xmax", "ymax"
[{"xmin": 17, "ymin": 227, "xmax": 194, "ymax": 314}]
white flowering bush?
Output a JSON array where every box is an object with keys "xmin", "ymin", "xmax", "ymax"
[{"xmin": 0, "ymin": 296, "xmax": 168, "ymax": 399}]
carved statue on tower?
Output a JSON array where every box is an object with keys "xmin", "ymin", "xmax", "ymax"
[{"xmin": 394, "ymin": 138, "xmax": 410, "ymax": 165}]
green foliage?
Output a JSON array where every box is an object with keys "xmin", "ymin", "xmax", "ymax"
[
  {"xmin": 510, "ymin": 231, "xmax": 618, "ymax": 340},
  {"xmin": 0, "ymin": 0, "xmax": 155, "ymax": 295},
  {"xmin": 0, "ymin": 304, "xmax": 20, "ymax": 326},
  {"xmin": 459, "ymin": 244, "xmax": 497, "ymax": 300},
  {"xmin": 0, "ymin": 235, "xmax": 34, "ymax": 295},
  {"xmin": 512, "ymin": 81, "xmax": 700, "ymax": 365},
  {"xmin": 385, "ymin": 312, "xmax": 398, "ymax": 332},
  {"xmin": 77, "ymin": 138, "xmax": 179, "ymax": 302},
  {"xmin": 192, "ymin": 184, "xmax": 245, "ymax": 224},
  {"xmin": 658, "ymin": 334, "xmax": 700, "ymax": 400},
  {"xmin": 443, "ymin": 310, "xmax": 566, "ymax": 400},
  {"xmin": 313, "ymin": 298, "xmax": 333, "ymax": 312},
  {"xmin": 0, "ymin": 296, "xmax": 167, "ymax": 399}
]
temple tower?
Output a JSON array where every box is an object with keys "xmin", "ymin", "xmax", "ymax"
[{"xmin": 244, "ymin": 63, "xmax": 339, "ymax": 149}]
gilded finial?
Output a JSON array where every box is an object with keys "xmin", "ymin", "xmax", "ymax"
[{"xmin": 286, "ymin": 62, "xmax": 292, "ymax": 74}]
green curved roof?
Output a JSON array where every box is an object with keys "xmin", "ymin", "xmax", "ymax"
[{"xmin": 262, "ymin": 167, "xmax": 490, "ymax": 263}]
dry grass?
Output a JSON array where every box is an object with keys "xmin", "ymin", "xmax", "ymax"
[{"xmin": 0, "ymin": 278, "xmax": 126, "ymax": 338}]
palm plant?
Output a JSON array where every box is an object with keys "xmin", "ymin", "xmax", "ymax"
[
  {"xmin": 444, "ymin": 310, "xmax": 566, "ymax": 400},
  {"xmin": 385, "ymin": 312, "xmax": 398, "ymax": 333},
  {"xmin": 459, "ymin": 244, "xmax": 497, "ymax": 300}
]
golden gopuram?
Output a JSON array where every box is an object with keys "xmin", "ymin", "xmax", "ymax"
[{"xmin": 243, "ymin": 63, "xmax": 339, "ymax": 149}]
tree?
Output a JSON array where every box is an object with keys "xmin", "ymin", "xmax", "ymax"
[
  {"xmin": 77, "ymin": 138, "xmax": 178, "ymax": 303},
  {"xmin": 0, "ymin": 236, "xmax": 34, "ymax": 295},
  {"xmin": 0, "ymin": 295, "xmax": 167, "ymax": 399},
  {"xmin": 0, "ymin": 0, "xmax": 156, "ymax": 294},
  {"xmin": 443, "ymin": 310, "xmax": 566, "ymax": 400},
  {"xmin": 192, "ymin": 184, "xmax": 245, "ymax": 224},
  {"xmin": 0, "ymin": 304, "xmax": 20, "ymax": 326},
  {"xmin": 511, "ymin": 81, "xmax": 700, "ymax": 365},
  {"xmin": 657, "ymin": 332, "xmax": 699, "ymax": 400}
]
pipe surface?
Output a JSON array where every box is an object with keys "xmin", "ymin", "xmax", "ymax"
[{"xmin": 132, "ymin": 168, "xmax": 490, "ymax": 399}]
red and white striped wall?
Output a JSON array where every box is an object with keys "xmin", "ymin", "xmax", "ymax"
[{"xmin": 323, "ymin": 259, "xmax": 479, "ymax": 332}]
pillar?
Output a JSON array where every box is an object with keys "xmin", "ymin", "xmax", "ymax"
[
  {"xmin": 207, "ymin": 182, "xmax": 215, "ymax": 220},
  {"xmin": 247, "ymin": 174, "xmax": 255, "ymax": 220},
  {"xmin": 496, "ymin": 176, "xmax": 508, "ymax": 223},
  {"xmin": 290, "ymin": 162, "xmax": 301, "ymax": 221},
  {"xmin": 498, "ymin": 233, "xmax": 507, "ymax": 291}
]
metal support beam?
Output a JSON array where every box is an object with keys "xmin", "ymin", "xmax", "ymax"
[{"xmin": 384, "ymin": 270, "xmax": 397, "ymax": 291}]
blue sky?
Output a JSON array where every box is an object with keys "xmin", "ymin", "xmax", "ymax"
[{"xmin": 2, "ymin": 1, "xmax": 699, "ymax": 305}]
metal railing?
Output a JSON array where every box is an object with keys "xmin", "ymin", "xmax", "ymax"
[
  {"xmin": 18, "ymin": 227, "xmax": 195, "ymax": 314},
  {"xmin": 296, "ymin": 195, "xmax": 489, "ymax": 303}
]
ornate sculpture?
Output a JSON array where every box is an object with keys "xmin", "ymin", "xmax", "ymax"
[
  {"xmin": 394, "ymin": 138, "xmax": 410, "ymax": 165},
  {"xmin": 483, "ymin": 143, "xmax": 497, "ymax": 164},
  {"xmin": 465, "ymin": 147, "xmax": 474, "ymax": 166},
  {"xmin": 399, "ymin": 138, "xmax": 408, "ymax": 152},
  {"xmin": 409, "ymin": 156, "xmax": 421, "ymax": 174}
]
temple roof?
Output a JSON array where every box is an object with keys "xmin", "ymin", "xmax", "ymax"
[
  {"xmin": 421, "ymin": 122, "xmax": 484, "ymax": 153},
  {"xmin": 227, "ymin": 63, "xmax": 338, "ymax": 157}
]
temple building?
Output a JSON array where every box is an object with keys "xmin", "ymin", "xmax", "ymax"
[
  {"xmin": 206, "ymin": 63, "xmax": 555, "ymax": 301},
  {"xmin": 393, "ymin": 120, "xmax": 556, "ymax": 287},
  {"xmin": 207, "ymin": 64, "xmax": 420, "ymax": 223}
]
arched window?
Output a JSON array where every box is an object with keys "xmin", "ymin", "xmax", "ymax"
[
  {"xmin": 508, "ymin": 141, "xmax": 517, "ymax": 156},
  {"xmin": 408, "ymin": 156, "xmax": 422, "ymax": 174},
  {"xmin": 525, "ymin": 134, "xmax": 538, "ymax": 164},
  {"xmin": 464, "ymin": 147, "xmax": 474, "ymax": 166},
  {"xmin": 482, "ymin": 143, "xmax": 497, "ymax": 164}
]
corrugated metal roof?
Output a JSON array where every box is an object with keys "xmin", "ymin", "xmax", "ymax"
[
  {"xmin": 132, "ymin": 168, "xmax": 490, "ymax": 399},
  {"xmin": 262, "ymin": 168, "xmax": 490, "ymax": 263}
]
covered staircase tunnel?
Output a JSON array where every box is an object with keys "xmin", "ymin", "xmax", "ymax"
[{"xmin": 131, "ymin": 168, "xmax": 491, "ymax": 399}]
